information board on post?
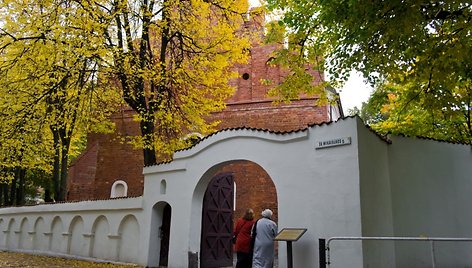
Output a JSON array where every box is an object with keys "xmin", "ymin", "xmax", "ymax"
[
  {"xmin": 274, "ymin": 228, "xmax": 307, "ymax": 268},
  {"xmin": 274, "ymin": 228, "xmax": 307, "ymax": 241}
]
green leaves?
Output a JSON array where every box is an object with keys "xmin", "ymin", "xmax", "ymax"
[{"xmin": 268, "ymin": 0, "xmax": 472, "ymax": 143}]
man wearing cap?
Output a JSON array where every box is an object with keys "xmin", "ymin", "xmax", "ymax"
[{"xmin": 252, "ymin": 209, "xmax": 277, "ymax": 268}]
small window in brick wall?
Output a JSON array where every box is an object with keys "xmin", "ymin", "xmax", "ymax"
[{"xmin": 111, "ymin": 180, "xmax": 128, "ymax": 198}]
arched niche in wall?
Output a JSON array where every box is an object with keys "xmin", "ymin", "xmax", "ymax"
[
  {"xmin": 5, "ymin": 218, "xmax": 15, "ymax": 249},
  {"xmin": 110, "ymin": 180, "xmax": 128, "ymax": 198},
  {"xmin": 33, "ymin": 217, "xmax": 48, "ymax": 251},
  {"xmin": 91, "ymin": 215, "xmax": 114, "ymax": 260},
  {"xmin": 18, "ymin": 217, "xmax": 30, "ymax": 250},
  {"xmin": 160, "ymin": 179, "xmax": 167, "ymax": 195},
  {"xmin": 117, "ymin": 214, "xmax": 140, "ymax": 263},
  {"xmin": 68, "ymin": 216, "xmax": 86, "ymax": 257},
  {"xmin": 50, "ymin": 216, "xmax": 64, "ymax": 253}
]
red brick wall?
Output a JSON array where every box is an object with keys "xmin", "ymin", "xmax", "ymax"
[
  {"xmin": 67, "ymin": 142, "xmax": 98, "ymax": 201},
  {"xmin": 212, "ymin": 99, "xmax": 327, "ymax": 132},
  {"xmin": 92, "ymin": 110, "xmax": 144, "ymax": 199},
  {"xmin": 220, "ymin": 161, "xmax": 278, "ymax": 224},
  {"xmin": 67, "ymin": 13, "xmax": 331, "ymax": 210},
  {"xmin": 68, "ymin": 110, "xmax": 145, "ymax": 200}
]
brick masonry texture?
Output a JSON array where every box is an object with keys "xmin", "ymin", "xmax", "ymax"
[{"xmin": 67, "ymin": 12, "xmax": 334, "ymax": 226}]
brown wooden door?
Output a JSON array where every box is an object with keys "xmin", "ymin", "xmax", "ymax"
[{"xmin": 200, "ymin": 173, "xmax": 234, "ymax": 268}]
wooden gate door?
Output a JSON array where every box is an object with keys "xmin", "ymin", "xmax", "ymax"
[{"xmin": 200, "ymin": 173, "xmax": 234, "ymax": 268}]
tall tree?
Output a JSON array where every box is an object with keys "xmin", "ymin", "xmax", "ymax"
[
  {"xmin": 85, "ymin": 0, "xmax": 251, "ymax": 165},
  {"xmin": 267, "ymin": 0, "xmax": 472, "ymax": 142},
  {"xmin": 1, "ymin": 0, "xmax": 251, "ymax": 204},
  {"xmin": 0, "ymin": 0, "xmax": 119, "ymax": 201}
]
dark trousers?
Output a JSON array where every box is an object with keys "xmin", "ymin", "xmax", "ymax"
[{"xmin": 236, "ymin": 251, "xmax": 252, "ymax": 268}]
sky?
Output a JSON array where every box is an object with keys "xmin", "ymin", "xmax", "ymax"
[
  {"xmin": 248, "ymin": 0, "xmax": 372, "ymax": 114},
  {"xmin": 337, "ymin": 72, "xmax": 373, "ymax": 114}
]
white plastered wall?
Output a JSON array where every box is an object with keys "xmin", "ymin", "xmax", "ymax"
[
  {"xmin": 357, "ymin": 121, "xmax": 396, "ymax": 267},
  {"xmin": 388, "ymin": 136, "xmax": 472, "ymax": 268},
  {"xmin": 142, "ymin": 117, "xmax": 364, "ymax": 268},
  {"xmin": 0, "ymin": 197, "xmax": 146, "ymax": 266}
]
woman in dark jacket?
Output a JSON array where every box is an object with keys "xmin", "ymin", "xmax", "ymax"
[{"xmin": 233, "ymin": 208, "xmax": 255, "ymax": 268}]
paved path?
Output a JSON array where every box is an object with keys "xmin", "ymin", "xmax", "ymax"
[
  {"xmin": 0, "ymin": 251, "xmax": 140, "ymax": 268},
  {"xmin": 0, "ymin": 251, "xmax": 279, "ymax": 267}
]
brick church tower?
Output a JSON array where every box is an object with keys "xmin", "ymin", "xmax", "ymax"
[{"xmin": 67, "ymin": 9, "xmax": 343, "ymax": 220}]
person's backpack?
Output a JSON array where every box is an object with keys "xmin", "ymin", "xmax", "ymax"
[{"xmin": 250, "ymin": 219, "xmax": 259, "ymax": 252}]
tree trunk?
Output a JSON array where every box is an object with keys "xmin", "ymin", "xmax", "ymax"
[
  {"xmin": 0, "ymin": 183, "xmax": 5, "ymax": 206},
  {"xmin": 44, "ymin": 187, "xmax": 53, "ymax": 203},
  {"xmin": 140, "ymin": 118, "xmax": 157, "ymax": 166},
  {"xmin": 59, "ymin": 139, "xmax": 70, "ymax": 201},
  {"xmin": 51, "ymin": 129, "xmax": 61, "ymax": 201},
  {"xmin": 15, "ymin": 167, "xmax": 25, "ymax": 206},
  {"xmin": 9, "ymin": 176, "xmax": 16, "ymax": 206},
  {"xmin": 1, "ymin": 183, "xmax": 9, "ymax": 207}
]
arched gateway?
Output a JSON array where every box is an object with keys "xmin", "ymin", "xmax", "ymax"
[
  {"xmin": 142, "ymin": 117, "xmax": 364, "ymax": 267},
  {"xmin": 200, "ymin": 172, "xmax": 234, "ymax": 267}
]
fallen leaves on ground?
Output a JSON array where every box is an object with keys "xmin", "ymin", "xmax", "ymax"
[{"xmin": 0, "ymin": 251, "xmax": 142, "ymax": 267}]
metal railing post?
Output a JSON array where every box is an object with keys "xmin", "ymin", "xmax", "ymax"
[
  {"xmin": 430, "ymin": 240, "xmax": 436, "ymax": 268},
  {"xmin": 319, "ymin": 238, "xmax": 326, "ymax": 268}
]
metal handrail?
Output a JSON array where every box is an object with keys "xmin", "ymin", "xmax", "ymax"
[{"xmin": 325, "ymin": 236, "xmax": 472, "ymax": 268}]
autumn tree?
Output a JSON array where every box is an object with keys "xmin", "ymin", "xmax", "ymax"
[
  {"xmin": 81, "ymin": 0, "xmax": 251, "ymax": 165},
  {"xmin": 354, "ymin": 79, "xmax": 472, "ymax": 143},
  {"xmin": 0, "ymin": 0, "xmax": 119, "ymax": 202},
  {"xmin": 1, "ymin": 0, "xmax": 252, "ymax": 204},
  {"xmin": 0, "ymin": 115, "xmax": 52, "ymax": 205},
  {"xmin": 267, "ymin": 0, "xmax": 472, "ymax": 142}
]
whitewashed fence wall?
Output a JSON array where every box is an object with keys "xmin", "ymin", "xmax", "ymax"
[{"xmin": 0, "ymin": 197, "xmax": 144, "ymax": 265}]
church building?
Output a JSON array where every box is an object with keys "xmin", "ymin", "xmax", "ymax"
[{"xmin": 66, "ymin": 9, "xmax": 343, "ymax": 225}]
